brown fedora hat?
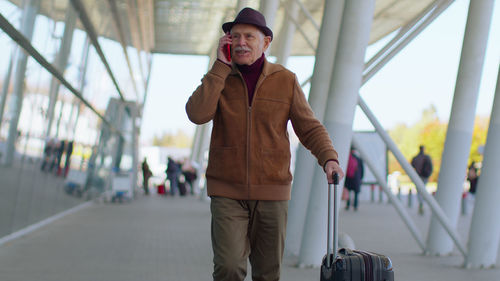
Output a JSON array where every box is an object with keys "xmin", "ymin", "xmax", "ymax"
[{"xmin": 222, "ymin": 7, "xmax": 273, "ymax": 41}]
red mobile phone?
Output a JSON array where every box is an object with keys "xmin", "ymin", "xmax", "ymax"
[{"xmin": 225, "ymin": 44, "xmax": 231, "ymax": 61}]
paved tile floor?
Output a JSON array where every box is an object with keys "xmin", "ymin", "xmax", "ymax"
[{"xmin": 0, "ymin": 193, "xmax": 498, "ymax": 281}]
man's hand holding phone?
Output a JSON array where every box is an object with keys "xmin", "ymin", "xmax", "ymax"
[{"xmin": 218, "ymin": 33, "xmax": 232, "ymax": 65}]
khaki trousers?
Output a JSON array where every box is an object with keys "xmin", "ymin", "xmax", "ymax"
[{"xmin": 210, "ymin": 197, "xmax": 288, "ymax": 281}]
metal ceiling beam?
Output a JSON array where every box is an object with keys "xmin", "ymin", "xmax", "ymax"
[
  {"xmin": 136, "ymin": 0, "xmax": 150, "ymax": 52},
  {"xmin": 70, "ymin": 0, "xmax": 126, "ymax": 102},
  {"xmin": 2, "ymin": 0, "xmax": 439, "ymax": 56},
  {"xmin": 107, "ymin": 0, "xmax": 140, "ymax": 100},
  {"xmin": 301, "ymin": 0, "xmax": 454, "ymax": 88},
  {"xmin": 126, "ymin": 0, "xmax": 148, "ymax": 90},
  {"xmin": 362, "ymin": 0, "xmax": 455, "ymax": 83},
  {"xmin": 146, "ymin": 0, "xmax": 155, "ymax": 50},
  {"xmin": 373, "ymin": 0, "xmax": 400, "ymax": 19},
  {"xmin": 292, "ymin": 0, "xmax": 320, "ymax": 30},
  {"xmin": 136, "ymin": 0, "xmax": 153, "ymax": 74},
  {"xmin": 206, "ymin": 7, "xmax": 233, "ymax": 62},
  {"xmin": 137, "ymin": 0, "xmax": 155, "ymax": 52},
  {"xmin": 364, "ymin": 1, "xmax": 442, "ymax": 75},
  {"xmin": 283, "ymin": 3, "xmax": 316, "ymax": 51}
]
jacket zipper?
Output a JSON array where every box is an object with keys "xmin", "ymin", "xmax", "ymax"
[
  {"xmin": 240, "ymin": 70, "xmax": 266, "ymax": 199},
  {"xmin": 247, "ymin": 106, "xmax": 251, "ymax": 198},
  {"xmin": 238, "ymin": 72, "xmax": 251, "ymax": 197}
]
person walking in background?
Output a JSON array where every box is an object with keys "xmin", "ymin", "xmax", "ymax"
[
  {"xmin": 63, "ymin": 140, "xmax": 74, "ymax": 177},
  {"xmin": 56, "ymin": 140, "xmax": 67, "ymax": 176},
  {"xmin": 467, "ymin": 161, "xmax": 479, "ymax": 195},
  {"xmin": 181, "ymin": 158, "xmax": 198, "ymax": 195},
  {"xmin": 185, "ymin": 7, "xmax": 343, "ymax": 281},
  {"xmin": 49, "ymin": 139, "xmax": 61, "ymax": 173},
  {"xmin": 411, "ymin": 145, "xmax": 433, "ymax": 215},
  {"xmin": 344, "ymin": 147, "xmax": 364, "ymax": 211},
  {"xmin": 41, "ymin": 138, "xmax": 54, "ymax": 172},
  {"xmin": 166, "ymin": 157, "xmax": 180, "ymax": 196},
  {"xmin": 142, "ymin": 157, "xmax": 152, "ymax": 195}
]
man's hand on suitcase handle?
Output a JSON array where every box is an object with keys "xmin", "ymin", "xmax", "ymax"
[
  {"xmin": 332, "ymin": 172, "xmax": 339, "ymax": 185},
  {"xmin": 324, "ymin": 160, "xmax": 344, "ymax": 184}
]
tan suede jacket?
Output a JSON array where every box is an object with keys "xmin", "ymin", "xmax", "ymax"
[{"xmin": 186, "ymin": 59, "xmax": 338, "ymax": 200}]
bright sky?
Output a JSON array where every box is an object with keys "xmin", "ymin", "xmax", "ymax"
[{"xmin": 140, "ymin": 0, "xmax": 500, "ymax": 144}]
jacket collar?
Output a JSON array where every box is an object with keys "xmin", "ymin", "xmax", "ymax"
[{"xmin": 230, "ymin": 55, "xmax": 284, "ymax": 77}]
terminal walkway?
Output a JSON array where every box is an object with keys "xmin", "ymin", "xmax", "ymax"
[{"xmin": 0, "ymin": 192, "xmax": 499, "ymax": 281}]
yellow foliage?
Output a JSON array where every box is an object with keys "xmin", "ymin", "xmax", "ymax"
[
  {"xmin": 152, "ymin": 130, "xmax": 193, "ymax": 148},
  {"xmin": 387, "ymin": 105, "xmax": 488, "ymax": 182}
]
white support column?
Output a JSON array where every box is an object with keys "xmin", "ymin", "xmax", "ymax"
[
  {"xmin": 44, "ymin": 5, "xmax": 77, "ymax": 138},
  {"xmin": 3, "ymin": 0, "xmax": 39, "ymax": 166},
  {"xmin": 426, "ymin": 0, "xmax": 495, "ymax": 255},
  {"xmin": 196, "ymin": 122, "xmax": 212, "ymax": 201},
  {"xmin": 236, "ymin": 0, "xmax": 250, "ymax": 12},
  {"xmin": 191, "ymin": 124, "xmax": 204, "ymax": 192},
  {"xmin": 259, "ymin": 0, "xmax": 280, "ymax": 29},
  {"xmin": 298, "ymin": 0, "xmax": 375, "ymax": 266},
  {"xmin": 285, "ymin": 0, "xmax": 344, "ymax": 257},
  {"xmin": 190, "ymin": 125, "xmax": 202, "ymax": 161},
  {"xmin": 129, "ymin": 103, "xmax": 140, "ymax": 194},
  {"xmin": 193, "ymin": 52, "xmax": 218, "ymax": 199},
  {"xmin": 190, "ymin": 33, "xmax": 216, "ymax": 163},
  {"xmin": 259, "ymin": 0, "xmax": 279, "ymax": 55},
  {"xmin": 191, "ymin": 121, "xmax": 210, "ymax": 170},
  {"xmin": 196, "ymin": 123, "xmax": 212, "ymax": 168},
  {"xmin": 465, "ymin": 65, "xmax": 500, "ymax": 269},
  {"xmin": 274, "ymin": 0, "xmax": 298, "ymax": 66}
]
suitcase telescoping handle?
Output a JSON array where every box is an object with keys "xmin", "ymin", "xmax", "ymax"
[{"xmin": 326, "ymin": 172, "xmax": 340, "ymax": 267}]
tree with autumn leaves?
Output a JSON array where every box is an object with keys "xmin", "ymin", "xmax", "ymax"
[
  {"xmin": 152, "ymin": 130, "xmax": 192, "ymax": 148},
  {"xmin": 388, "ymin": 105, "xmax": 488, "ymax": 182}
]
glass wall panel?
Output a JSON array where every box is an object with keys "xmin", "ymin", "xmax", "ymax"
[
  {"xmin": 65, "ymin": 29, "xmax": 89, "ymax": 87},
  {"xmin": 0, "ymin": 60, "xmax": 86, "ymax": 235},
  {"xmin": 0, "ymin": 0, "xmax": 142, "ymax": 239},
  {"xmin": 84, "ymin": 45, "xmax": 120, "ymax": 109},
  {"xmin": 97, "ymin": 38, "xmax": 136, "ymax": 100},
  {"xmin": 127, "ymin": 46, "xmax": 145, "ymax": 102},
  {"xmin": 80, "ymin": 0, "xmax": 140, "ymax": 102}
]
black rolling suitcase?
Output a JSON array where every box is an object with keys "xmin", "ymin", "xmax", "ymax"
[{"xmin": 320, "ymin": 173, "xmax": 394, "ymax": 281}]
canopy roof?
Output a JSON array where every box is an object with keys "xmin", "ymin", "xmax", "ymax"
[{"xmin": 8, "ymin": 0, "xmax": 436, "ymax": 56}]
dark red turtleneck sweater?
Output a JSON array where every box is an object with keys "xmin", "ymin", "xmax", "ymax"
[{"xmin": 236, "ymin": 53, "xmax": 265, "ymax": 106}]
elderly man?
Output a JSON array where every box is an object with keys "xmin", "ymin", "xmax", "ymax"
[{"xmin": 186, "ymin": 7, "xmax": 344, "ymax": 281}]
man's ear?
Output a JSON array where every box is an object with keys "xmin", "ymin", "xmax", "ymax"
[{"xmin": 262, "ymin": 36, "xmax": 272, "ymax": 51}]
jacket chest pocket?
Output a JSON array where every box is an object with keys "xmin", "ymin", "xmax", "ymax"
[{"xmin": 252, "ymin": 98, "xmax": 290, "ymax": 131}]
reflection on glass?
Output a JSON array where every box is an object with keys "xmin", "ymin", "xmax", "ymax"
[{"xmin": 0, "ymin": 1, "xmax": 144, "ymax": 239}]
